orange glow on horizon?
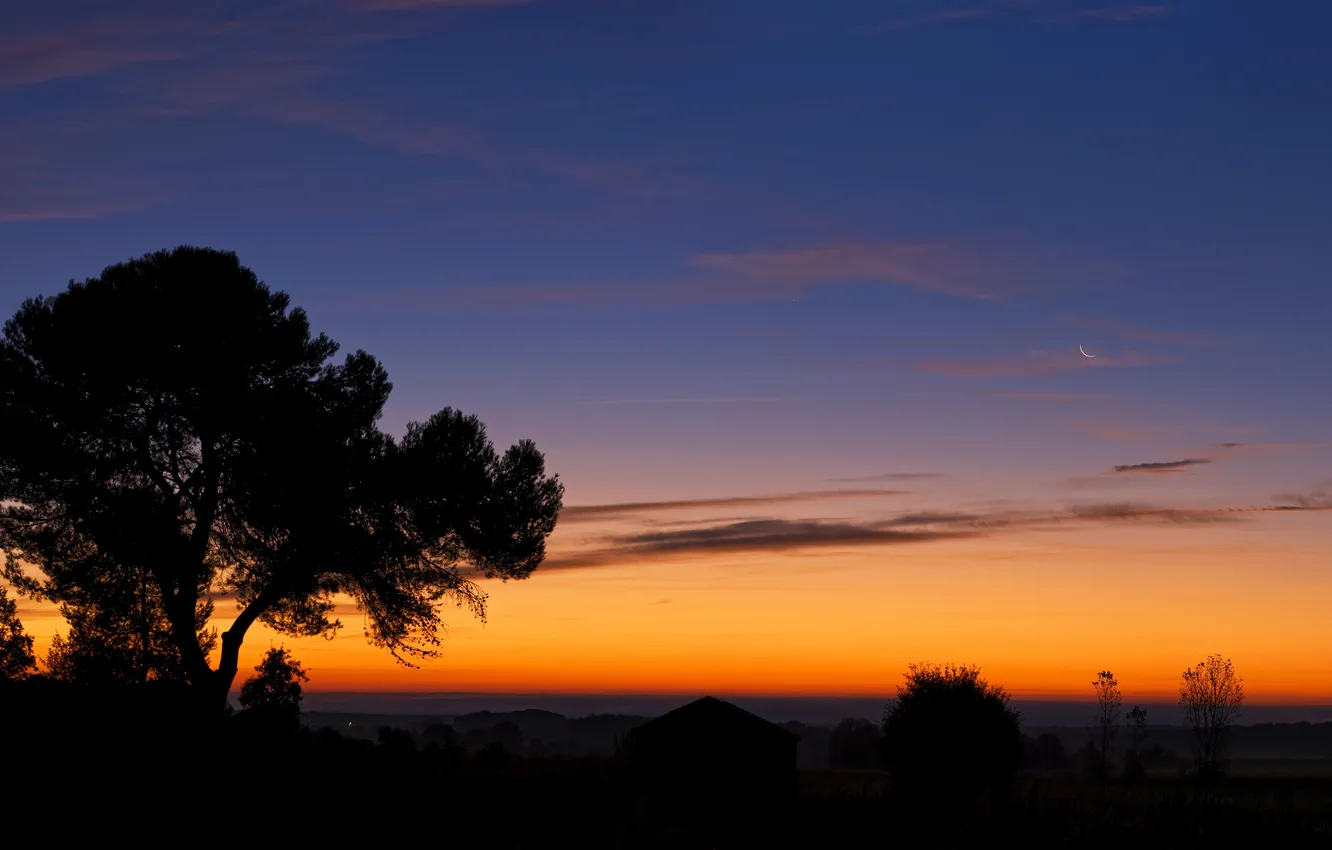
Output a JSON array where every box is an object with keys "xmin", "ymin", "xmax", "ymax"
[{"xmin": 13, "ymin": 516, "xmax": 1332, "ymax": 705}]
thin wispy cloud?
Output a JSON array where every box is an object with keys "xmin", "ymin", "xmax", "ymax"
[
  {"xmin": 1067, "ymin": 419, "xmax": 1157, "ymax": 442},
  {"xmin": 996, "ymin": 392, "xmax": 1111, "ymax": 404},
  {"xmin": 352, "ymin": 0, "xmax": 535, "ymax": 9},
  {"xmin": 689, "ymin": 239, "xmax": 1103, "ymax": 301},
  {"xmin": 0, "ymin": 195, "xmax": 167, "ymax": 223},
  {"xmin": 581, "ymin": 396, "xmax": 795, "ymax": 406},
  {"xmin": 872, "ymin": 8, "xmax": 993, "ymax": 34},
  {"xmin": 0, "ymin": 2, "xmax": 701, "ymax": 208},
  {"xmin": 329, "ymin": 231, "xmax": 1117, "ymax": 310},
  {"xmin": 918, "ymin": 349, "xmax": 1170, "ymax": 378},
  {"xmin": 1053, "ymin": 502, "xmax": 1239, "ymax": 525},
  {"xmin": 356, "ymin": 236, "xmax": 1104, "ymax": 310},
  {"xmin": 560, "ymin": 489, "xmax": 915, "ymax": 523},
  {"xmin": 1061, "ymin": 474, "xmax": 1155, "ymax": 491},
  {"xmin": 0, "ymin": 14, "xmax": 198, "ymax": 89},
  {"xmin": 1272, "ymin": 488, "xmax": 1332, "ymax": 509},
  {"xmin": 154, "ymin": 65, "xmax": 703, "ymax": 200},
  {"xmin": 829, "ymin": 472, "xmax": 943, "ymax": 483},
  {"xmin": 1213, "ymin": 441, "xmax": 1332, "ymax": 457},
  {"xmin": 154, "ymin": 59, "xmax": 501, "ymax": 163},
  {"xmin": 871, "ymin": 2, "xmax": 1169, "ymax": 33},
  {"xmin": 535, "ymin": 156, "xmax": 718, "ymax": 202},
  {"xmin": 1060, "ymin": 315, "xmax": 1209, "ymax": 345},
  {"xmin": 610, "ymin": 519, "xmax": 969, "ymax": 556},
  {"xmin": 1075, "ymin": 5, "xmax": 1168, "ymax": 23},
  {"xmin": 0, "ymin": 146, "xmax": 174, "ymax": 222},
  {"xmin": 1109, "ymin": 458, "xmax": 1211, "ymax": 475},
  {"xmin": 541, "ymin": 496, "xmax": 1329, "ymax": 571}
]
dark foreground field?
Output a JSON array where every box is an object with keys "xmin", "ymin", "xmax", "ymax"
[
  {"xmin": 7, "ymin": 685, "xmax": 1328, "ymax": 847},
  {"xmin": 19, "ymin": 738, "xmax": 1332, "ymax": 848}
]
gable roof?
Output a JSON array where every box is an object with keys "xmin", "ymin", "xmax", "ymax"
[{"xmin": 629, "ymin": 696, "xmax": 799, "ymax": 742}]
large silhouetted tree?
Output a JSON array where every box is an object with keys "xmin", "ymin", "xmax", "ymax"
[
  {"xmin": 881, "ymin": 663, "xmax": 1023, "ymax": 805},
  {"xmin": 0, "ymin": 247, "xmax": 563, "ymax": 711},
  {"xmin": 0, "ymin": 585, "xmax": 36, "ymax": 679}
]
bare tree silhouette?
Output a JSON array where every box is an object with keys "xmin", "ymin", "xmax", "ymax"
[
  {"xmin": 1179, "ymin": 655, "xmax": 1244, "ymax": 778},
  {"xmin": 1092, "ymin": 670, "xmax": 1123, "ymax": 778},
  {"xmin": 0, "ymin": 247, "xmax": 564, "ymax": 712}
]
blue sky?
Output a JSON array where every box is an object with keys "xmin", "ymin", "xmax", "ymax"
[
  {"xmin": 5, "ymin": 0, "xmax": 1332, "ymax": 699},
  {"xmin": 2, "ymin": 0, "xmax": 1328, "ymax": 538}
]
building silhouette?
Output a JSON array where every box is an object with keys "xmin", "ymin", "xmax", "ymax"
[{"xmin": 621, "ymin": 696, "xmax": 800, "ymax": 815}]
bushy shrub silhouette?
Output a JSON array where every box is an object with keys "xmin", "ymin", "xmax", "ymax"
[
  {"xmin": 230, "ymin": 647, "xmax": 308, "ymax": 742},
  {"xmin": 881, "ymin": 663, "xmax": 1023, "ymax": 804}
]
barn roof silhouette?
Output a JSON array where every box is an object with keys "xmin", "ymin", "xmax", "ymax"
[{"xmin": 628, "ymin": 696, "xmax": 799, "ymax": 742}]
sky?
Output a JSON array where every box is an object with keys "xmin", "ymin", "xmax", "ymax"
[{"xmin": 3, "ymin": 0, "xmax": 1331, "ymax": 707}]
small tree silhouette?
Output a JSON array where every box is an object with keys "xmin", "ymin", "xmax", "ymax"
[
  {"xmin": 0, "ymin": 585, "xmax": 36, "ymax": 679},
  {"xmin": 1092, "ymin": 670, "xmax": 1122, "ymax": 778},
  {"xmin": 239, "ymin": 646, "xmax": 309, "ymax": 714},
  {"xmin": 1179, "ymin": 654, "xmax": 1244, "ymax": 778},
  {"xmin": 881, "ymin": 663, "xmax": 1023, "ymax": 806}
]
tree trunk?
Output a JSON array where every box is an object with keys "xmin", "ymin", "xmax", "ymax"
[
  {"xmin": 164, "ymin": 593, "xmax": 215, "ymax": 685},
  {"xmin": 214, "ymin": 627, "xmax": 245, "ymax": 711},
  {"xmin": 208, "ymin": 590, "xmax": 275, "ymax": 712}
]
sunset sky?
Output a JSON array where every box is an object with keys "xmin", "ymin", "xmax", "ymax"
[{"xmin": 2, "ymin": 0, "xmax": 1330, "ymax": 705}]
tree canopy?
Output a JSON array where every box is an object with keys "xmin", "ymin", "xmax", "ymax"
[
  {"xmin": 1179, "ymin": 654, "xmax": 1244, "ymax": 778},
  {"xmin": 0, "ymin": 246, "xmax": 564, "ymax": 707},
  {"xmin": 43, "ymin": 565, "xmax": 217, "ymax": 686},
  {"xmin": 881, "ymin": 663, "xmax": 1023, "ymax": 804},
  {"xmin": 239, "ymin": 646, "xmax": 308, "ymax": 713},
  {"xmin": 0, "ymin": 585, "xmax": 36, "ymax": 679}
]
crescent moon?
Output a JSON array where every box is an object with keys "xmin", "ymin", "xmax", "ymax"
[{"xmin": 1079, "ymin": 345, "xmax": 1096, "ymax": 358}]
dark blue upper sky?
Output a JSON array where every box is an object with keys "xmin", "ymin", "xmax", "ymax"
[{"xmin": 2, "ymin": 0, "xmax": 1329, "ymax": 506}]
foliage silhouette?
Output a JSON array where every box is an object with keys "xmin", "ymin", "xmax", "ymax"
[
  {"xmin": 1179, "ymin": 654, "xmax": 1244, "ymax": 778},
  {"xmin": 239, "ymin": 645, "xmax": 308, "ymax": 713},
  {"xmin": 0, "ymin": 247, "xmax": 564, "ymax": 710},
  {"xmin": 1092, "ymin": 669, "xmax": 1123, "ymax": 778},
  {"xmin": 0, "ymin": 584, "xmax": 35, "ymax": 679},
  {"xmin": 881, "ymin": 663, "xmax": 1023, "ymax": 805},
  {"xmin": 43, "ymin": 565, "xmax": 216, "ymax": 685}
]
